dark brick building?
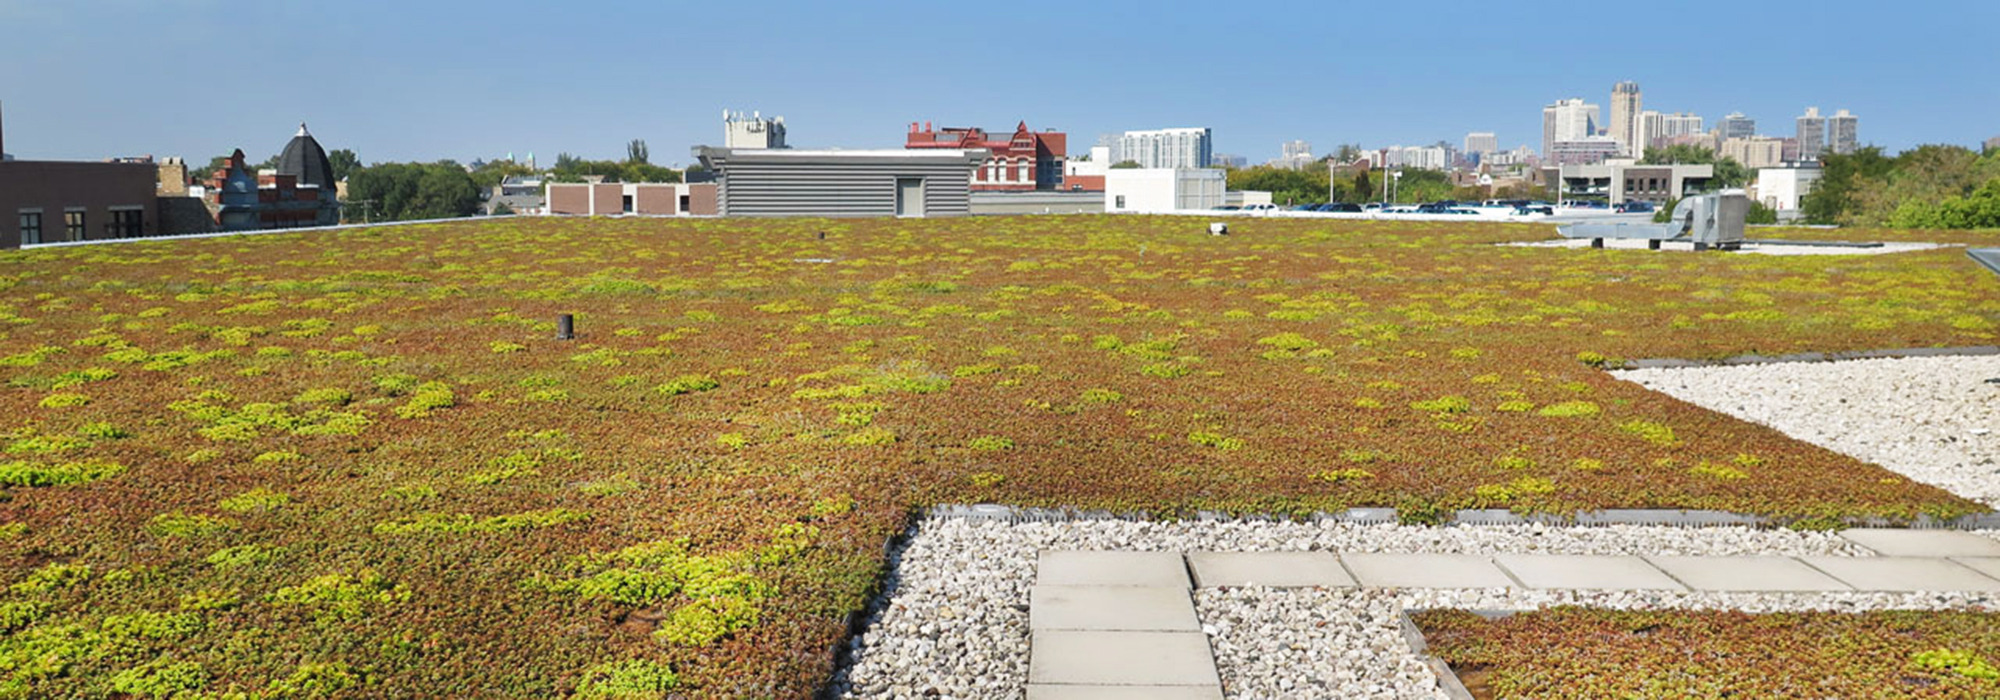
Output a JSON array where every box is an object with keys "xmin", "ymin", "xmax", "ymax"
[{"xmin": 0, "ymin": 103, "xmax": 160, "ymax": 248}]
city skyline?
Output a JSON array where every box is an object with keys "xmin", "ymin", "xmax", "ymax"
[{"xmin": 1, "ymin": 0, "xmax": 1994, "ymax": 165}]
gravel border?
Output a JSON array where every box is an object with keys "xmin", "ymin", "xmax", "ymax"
[
  {"xmin": 829, "ymin": 518, "xmax": 1902, "ymax": 699},
  {"xmin": 1617, "ymin": 354, "xmax": 2000, "ymax": 508}
]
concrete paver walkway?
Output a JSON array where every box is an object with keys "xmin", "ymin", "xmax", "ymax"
[{"xmin": 1026, "ymin": 529, "xmax": 2000, "ymax": 696}]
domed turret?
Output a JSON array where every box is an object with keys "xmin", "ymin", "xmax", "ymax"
[{"xmin": 277, "ymin": 123, "xmax": 335, "ymax": 189}]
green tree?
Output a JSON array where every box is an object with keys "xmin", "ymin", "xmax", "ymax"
[
  {"xmin": 546, "ymin": 154, "xmax": 683, "ymax": 184},
  {"xmin": 470, "ymin": 160, "xmax": 538, "ymax": 190},
  {"xmin": 1227, "ymin": 165, "xmax": 1332, "ymax": 205},
  {"xmin": 626, "ymin": 139, "xmax": 649, "ymax": 164},
  {"xmin": 408, "ymin": 166, "xmax": 481, "ymax": 219},
  {"xmin": 1110, "ymin": 161, "xmax": 1143, "ymax": 169},
  {"xmin": 1638, "ymin": 144, "xmax": 1714, "ymax": 166},
  {"xmin": 1890, "ymin": 178, "xmax": 2000, "ymax": 229},
  {"xmin": 1746, "ymin": 200, "xmax": 1778, "ymax": 225},
  {"xmin": 345, "ymin": 162, "xmax": 482, "ymax": 222},
  {"xmin": 1843, "ymin": 145, "xmax": 1998, "ymax": 226},
  {"xmin": 1386, "ymin": 169, "xmax": 1453, "ymax": 204},
  {"xmin": 1351, "ymin": 169, "xmax": 1373, "ymax": 202},
  {"xmin": 1800, "ymin": 146, "xmax": 1895, "ymax": 225},
  {"xmin": 326, "ymin": 149, "xmax": 361, "ymax": 182}
]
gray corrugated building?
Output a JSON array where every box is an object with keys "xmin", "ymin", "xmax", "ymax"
[{"xmin": 692, "ymin": 147, "xmax": 985, "ymax": 217}]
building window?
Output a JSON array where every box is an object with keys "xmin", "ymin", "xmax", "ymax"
[
  {"xmin": 1115, "ymin": 195, "xmax": 1126, "ymax": 209},
  {"xmin": 64, "ymin": 211, "xmax": 86, "ymax": 241},
  {"xmin": 108, "ymin": 209, "xmax": 144, "ymax": 238},
  {"xmin": 678, "ymin": 194, "xmax": 691, "ymax": 214},
  {"xmin": 18, "ymin": 212, "xmax": 40, "ymax": 245},
  {"xmin": 622, "ymin": 195, "xmax": 634, "ymax": 214}
]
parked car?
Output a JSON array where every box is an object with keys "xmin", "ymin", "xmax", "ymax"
[
  {"xmin": 1213, "ymin": 205, "xmax": 1241, "ymax": 211},
  {"xmin": 1321, "ymin": 203, "xmax": 1363, "ymax": 213},
  {"xmin": 1513, "ymin": 205, "xmax": 1555, "ymax": 216},
  {"xmin": 1240, "ymin": 203, "xmax": 1280, "ymax": 215},
  {"xmin": 1615, "ymin": 201, "xmax": 1656, "ymax": 213}
]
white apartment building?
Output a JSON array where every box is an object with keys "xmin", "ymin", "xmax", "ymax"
[
  {"xmin": 1661, "ymin": 113, "xmax": 1705, "ymax": 138},
  {"xmin": 1542, "ymin": 98, "xmax": 1600, "ymax": 159},
  {"xmin": 1271, "ymin": 140, "xmax": 1316, "ymax": 169},
  {"xmin": 1378, "ymin": 145, "xmax": 1448, "ymax": 171},
  {"xmin": 1464, "ymin": 132, "xmax": 1498, "ymax": 155},
  {"xmin": 1112, "ymin": 127, "xmax": 1213, "ymax": 169}
]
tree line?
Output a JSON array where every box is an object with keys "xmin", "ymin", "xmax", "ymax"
[
  {"xmin": 341, "ymin": 139, "xmax": 686, "ymax": 223},
  {"xmin": 1803, "ymin": 144, "xmax": 2000, "ymax": 228}
]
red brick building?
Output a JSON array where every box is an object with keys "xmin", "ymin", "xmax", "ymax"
[
  {"xmin": 206, "ymin": 148, "xmax": 338, "ymax": 230},
  {"xmin": 905, "ymin": 121, "xmax": 1065, "ymax": 191}
]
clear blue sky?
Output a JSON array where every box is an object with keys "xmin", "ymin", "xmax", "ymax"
[{"xmin": 3, "ymin": 0, "xmax": 1994, "ymax": 165}]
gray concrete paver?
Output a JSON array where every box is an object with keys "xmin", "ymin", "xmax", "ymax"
[
  {"xmin": 1028, "ymin": 631, "xmax": 1220, "ymax": 686},
  {"xmin": 1186, "ymin": 551, "xmax": 1355, "ymax": 588},
  {"xmin": 1839, "ymin": 529, "xmax": 2000, "ymax": 557},
  {"xmin": 1038, "ymin": 551, "xmax": 1189, "ymax": 588},
  {"xmin": 1026, "ymin": 685, "xmax": 1226, "ymax": 700},
  {"xmin": 1800, "ymin": 556, "xmax": 2000, "ymax": 592},
  {"xmin": 1339, "ymin": 553, "xmax": 1516, "ymax": 589},
  {"xmin": 1030, "ymin": 585, "xmax": 1199, "ymax": 631},
  {"xmin": 1493, "ymin": 554, "xmax": 1686, "ymax": 591},
  {"xmin": 1644, "ymin": 555, "xmax": 1852, "ymax": 592}
]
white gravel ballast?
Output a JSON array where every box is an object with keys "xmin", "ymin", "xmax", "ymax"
[{"xmin": 1616, "ymin": 354, "xmax": 2000, "ymax": 507}]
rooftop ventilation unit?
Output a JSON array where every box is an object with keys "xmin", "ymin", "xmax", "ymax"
[{"xmin": 1557, "ymin": 191, "xmax": 1749, "ymax": 251}]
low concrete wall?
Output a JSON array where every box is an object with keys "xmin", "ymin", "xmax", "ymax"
[{"xmin": 969, "ymin": 191, "xmax": 1104, "ymax": 215}]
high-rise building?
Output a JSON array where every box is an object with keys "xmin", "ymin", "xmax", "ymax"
[
  {"xmin": 1271, "ymin": 140, "xmax": 1315, "ymax": 169},
  {"xmin": 1634, "ymin": 110, "xmax": 1666, "ymax": 157},
  {"xmin": 1112, "ymin": 127, "xmax": 1212, "ymax": 169},
  {"xmin": 1610, "ymin": 82, "xmax": 1642, "ymax": 155},
  {"xmin": 1827, "ymin": 109, "xmax": 1858, "ymax": 155},
  {"xmin": 1719, "ymin": 112, "xmax": 1756, "ymax": 140},
  {"xmin": 1796, "ymin": 107, "xmax": 1827, "ymax": 159},
  {"xmin": 1661, "ymin": 113, "xmax": 1705, "ymax": 138},
  {"xmin": 1384, "ymin": 145, "xmax": 1448, "ymax": 171},
  {"xmin": 1542, "ymin": 98, "xmax": 1600, "ymax": 159},
  {"xmin": 724, "ymin": 110, "xmax": 787, "ymax": 149},
  {"xmin": 1211, "ymin": 153, "xmax": 1248, "ymax": 169},
  {"xmin": 1464, "ymin": 132, "xmax": 1498, "ymax": 155},
  {"xmin": 1720, "ymin": 137, "xmax": 1786, "ymax": 170},
  {"xmin": 1548, "ymin": 137, "xmax": 1622, "ymax": 166}
]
